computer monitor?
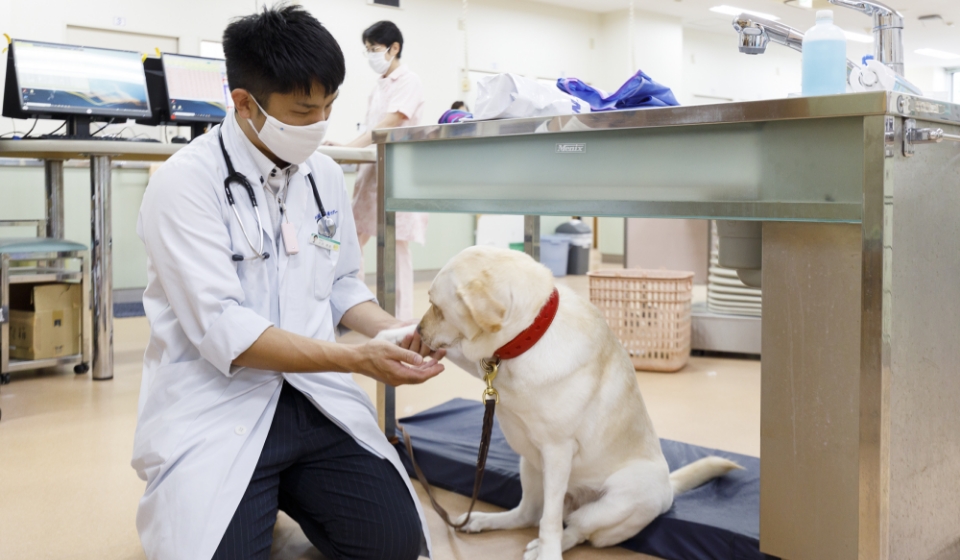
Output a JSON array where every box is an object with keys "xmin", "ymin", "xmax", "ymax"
[
  {"xmin": 162, "ymin": 53, "xmax": 232, "ymax": 124},
  {"xmin": 2, "ymin": 39, "xmax": 151, "ymax": 136}
]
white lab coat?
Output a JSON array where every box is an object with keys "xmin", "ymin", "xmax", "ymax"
[{"xmin": 132, "ymin": 113, "xmax": 430, "ymax": 560}]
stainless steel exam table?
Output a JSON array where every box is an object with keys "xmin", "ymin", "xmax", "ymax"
[{"xmin": 373, "ymin": 91, "xmax": 960, "ymax": 560}]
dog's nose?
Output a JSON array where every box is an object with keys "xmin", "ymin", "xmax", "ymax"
[{"xmin": 415, "ymin": 323, "xmax": 422, "ymax": 335}]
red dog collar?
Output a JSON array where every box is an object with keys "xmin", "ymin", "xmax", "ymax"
[{"xmin": 493, "ymin": 288, "xmax": 560, "ymax": 360}]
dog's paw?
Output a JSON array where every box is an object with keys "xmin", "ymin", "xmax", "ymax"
[
  {"xmin": 374, "ymin": 324, "xmax": 417, "ymax": 345},
  {"xmin": 454, "ymin": 511, "xmax": 495, "ymax": 533},
  {"xmin": 523, "ymin": 538, "xmax": 562, "ymax": 560}
]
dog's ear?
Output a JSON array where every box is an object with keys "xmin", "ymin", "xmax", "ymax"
[{"xmin": 457, "ymin": 277, "xmax": 506, "ymax": 334}]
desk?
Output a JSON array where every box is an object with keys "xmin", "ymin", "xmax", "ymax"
[
  {"xmin": 0, "ymin": 139, "xmax": 375, "ymax": 381},
  {"xmin": 373, "ymin": 92, "xmax": 960, "ymax": 560}
]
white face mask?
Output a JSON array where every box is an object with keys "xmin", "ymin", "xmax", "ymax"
[
  {"xmin": 366, "ymin": 49, "xmax": 393, "ymax": 75},
  {"xmin": 247, "ymin": 97, "xmax": 328, "ymax": 165}
]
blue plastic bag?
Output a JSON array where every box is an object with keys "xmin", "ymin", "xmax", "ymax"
[
  {"xmin": 438, "ymin": 109, "xmax": 473, "ymax": 124},
  {"xmin": 557, "ymin": 70, "xmax": 679, "ymax": 111}
]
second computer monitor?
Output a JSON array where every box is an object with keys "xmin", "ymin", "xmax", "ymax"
[{"xmin": 162, "ymin": 53, "xmax": 232, "ymax": 123}]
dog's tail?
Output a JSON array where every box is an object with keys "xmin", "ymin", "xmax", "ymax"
[{"xmin": 669, "ymin": 456, "xmax": 744, "ymax": 496}]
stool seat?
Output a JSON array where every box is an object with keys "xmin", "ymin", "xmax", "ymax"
[{"xmin": 0, "ymin": 238, "xmax": 88, "ymax": 255}]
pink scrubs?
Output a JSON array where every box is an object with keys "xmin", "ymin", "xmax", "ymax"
[{"xmin": 352, "ymin": 63, "xmax": 428, "ymax": 320}]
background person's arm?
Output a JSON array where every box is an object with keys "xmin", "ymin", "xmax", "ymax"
[{"xmin": 341, "ymin": 112, "xmax": 405, "ymax": 148}]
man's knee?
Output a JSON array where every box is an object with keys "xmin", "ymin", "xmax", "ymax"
[
  {"xmin": 319, "ymin": 500, "xmax": 421, "ymax": 560},
  {"xmin": 372, "ymin": 504, "xmax": 421, "ymax": 560}
]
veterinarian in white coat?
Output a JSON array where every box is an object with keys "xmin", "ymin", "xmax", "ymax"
[{"xmin": 131, "ymin": 7, "xmax": 443, "ymax": 560}]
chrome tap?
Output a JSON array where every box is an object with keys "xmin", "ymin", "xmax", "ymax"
[
  {"xmin": 828, "ymin": 0, "xmax": 904, "ymax": 76},
  {"xmin": 733, "ymin": 14, "xmax": 857, "ymax": 73},
  {"xmin": 733, "ymin": 14, "xmax": 804, "ymax": 55}
]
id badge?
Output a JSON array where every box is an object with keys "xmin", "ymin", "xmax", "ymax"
[{"xmin": 311, "ymin": 233, "xmax": 340, "ymax": 252}]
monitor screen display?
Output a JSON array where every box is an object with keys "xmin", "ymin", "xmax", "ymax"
[
  {"xmin": 163, "ymin": 54, "xmax": 232, "ymax": 123},
  {"xmin": 13, "ymin": 40, "xmax": 151, "ymax": 118}
]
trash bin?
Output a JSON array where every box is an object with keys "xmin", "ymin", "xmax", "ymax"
[
  {"xmin": 555, "ymin": 219, "xmax": 592, "ymax": 275},
  {"xmin": 539, "ymin": 235, "xmax": 571, "ymax": 277}
]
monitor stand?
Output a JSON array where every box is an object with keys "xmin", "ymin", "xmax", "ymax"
[
  {"xmin": 190, "ymin": 123, "xmax": 209, "ymax": 141},
  {"xmin": 66, "ymin": 116, "xmax": 92, "ymax": 138}
]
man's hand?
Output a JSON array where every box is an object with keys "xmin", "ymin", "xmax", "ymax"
[
  {"xmin": 374, "ymin": 322, "xmax": 434, "ymax": 358},
  {"xmin": 351, "ymin": 339, "xmax": 446, "ymax": 386},
  {"xmin": 399, "ymin": 328, "xmax": 433, "ymax": 358}
]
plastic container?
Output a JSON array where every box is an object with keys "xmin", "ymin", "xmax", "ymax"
[
  {"xmin": 588, "ymin": 269, "xmax": 694, "ymax": 372},
  {"xmin": 509, "ymin": 242, "xmax": 525, "ymax": 252},
  {"xmin": 555, "ymin": 219, "xmax": 592, "ymax": 275},
  {"xmin": 539, "ymin": 235, "xmax": 571, "ymax": 277},
  {"xmin": 802, "ymin": 10, "xmax": 847, "ymax": 96}
]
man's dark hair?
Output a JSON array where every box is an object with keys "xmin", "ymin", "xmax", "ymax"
[
  {"xmin": 223, "ymin": 4, "xmax": 345, "ymax": 104},
  {"xmin": 451, "ymin": 101, "xmax": 467, "ymax": 110},
  {"xmin": 362, "ymin": 21, "xmax": 403, "ymax": 58}
]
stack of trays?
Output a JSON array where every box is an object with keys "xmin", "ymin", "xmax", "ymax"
[{"xmin": 708, "ymin": 222, "xmax": 762, "ymax": 317}]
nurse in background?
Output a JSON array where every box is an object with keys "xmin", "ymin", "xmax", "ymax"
[{"xmin": 341, "ymin": 20, "xmax": 426, "ymax": 320}]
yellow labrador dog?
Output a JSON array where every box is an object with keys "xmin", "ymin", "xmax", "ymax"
[{"xmin": 378, "ymin": 246, "xmax": 740, "ymax": 560}]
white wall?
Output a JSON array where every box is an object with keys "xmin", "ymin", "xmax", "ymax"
[
  {"xmin": 597, "ymin": 9, "xmax": 683, "ymax": 97},
  {"xmin": 904, "ymin": 66, "xmax": 951, "ymax": 101}
]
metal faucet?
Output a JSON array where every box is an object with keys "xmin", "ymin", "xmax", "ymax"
[
  {"xmin": 829, "ymin": 0, "xmax": 904, "ymax": 76},
  {"xmin": 733, "ymin": 15, "xmax": 804, "ymax": 54},
  {"xmin": 733, "ymin": 15, "xmax": 857, "ymax": 73}
]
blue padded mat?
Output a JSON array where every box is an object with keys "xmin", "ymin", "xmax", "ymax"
[
  {"xmin": 395, "ymin": 398, "xmax": 777, "ymax": 560},
  {"xmin": 114, "ymin": 301, "xmax": 145, "ymax": 318}
]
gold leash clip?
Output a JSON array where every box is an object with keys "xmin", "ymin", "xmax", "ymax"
[{"xmin": 480, "ymin": 357, "xmax": 500, "ymax": 404}]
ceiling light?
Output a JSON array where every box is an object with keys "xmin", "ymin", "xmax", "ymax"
[
  {"xmin": 844, "ymin": 30, "xmax": 874, "ymax": 43},
  {"xmin": 709, "ymin": 5, "xmax": 780, "ymax": 21},
  {"xmin": 914, "ymin": 48, "xmax": 960, "ymax": 60},
  {"xmin": 918, "ymin": 14, "xmax": 953, "ymax": 27},
  {"xmin": 798, "ymin": 0, "xmax": 812, "ymax": 7}
]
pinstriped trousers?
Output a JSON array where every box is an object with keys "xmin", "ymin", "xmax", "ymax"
[{"xmin": 212, "ymin": 382, "xmax": 422, "ymax": 560}]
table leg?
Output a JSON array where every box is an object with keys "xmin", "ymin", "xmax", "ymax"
[
  {"xmin": 376, "ymin": 144, "xmax": 396, "ymax": 440},
  {"xmin": 90, "ymin": 156, "xmax": 113, "ymax": 381},
  {"xmin": 44, "ymin": 160, "xmax": 65, "ymax": 239},
  {"xmin": 1, "ymin": 255, "xmax": 9, "ymax": 376},
  {"xmin": 80, "ymin": 253, "xmax": 91, "ymax": 371},
  {"xmin": 524, "ymin": 215, "xmax": 540, "ymax": 261},
  {"xmin": 760, "ymin": 222, "xmax": 864, "ymax": 560}
]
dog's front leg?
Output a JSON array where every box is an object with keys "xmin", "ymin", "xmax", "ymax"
[
  {"xmin": 524, "ymin": 442, "xmax": 574, "ymax": 560},
  {"xmin": 456, "ymin": 456, "xmax": 543, "ymax": 533}
]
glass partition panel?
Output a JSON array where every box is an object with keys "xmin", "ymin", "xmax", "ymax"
[{"xmin": 385, "ymin": 117, "xmax": 865, "ymax": 222}]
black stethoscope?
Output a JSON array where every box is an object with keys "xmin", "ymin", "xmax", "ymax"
[{"xmin": 218, "ymin": 127, "xmax": 336, "ymax": 262}]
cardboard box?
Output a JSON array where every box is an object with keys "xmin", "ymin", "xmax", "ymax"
[{"xmin": 7, "ymin": 283, "xmax": 82, "ymax": 360}]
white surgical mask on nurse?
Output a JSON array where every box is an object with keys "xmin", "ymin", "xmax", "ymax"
[
  {"xmin": 366, "ymin": 48, "xmax": 393, "ymax": 75},
  {"xmin": 247, "ymin": 96, "xmax": 329, "ymax": 165}
]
